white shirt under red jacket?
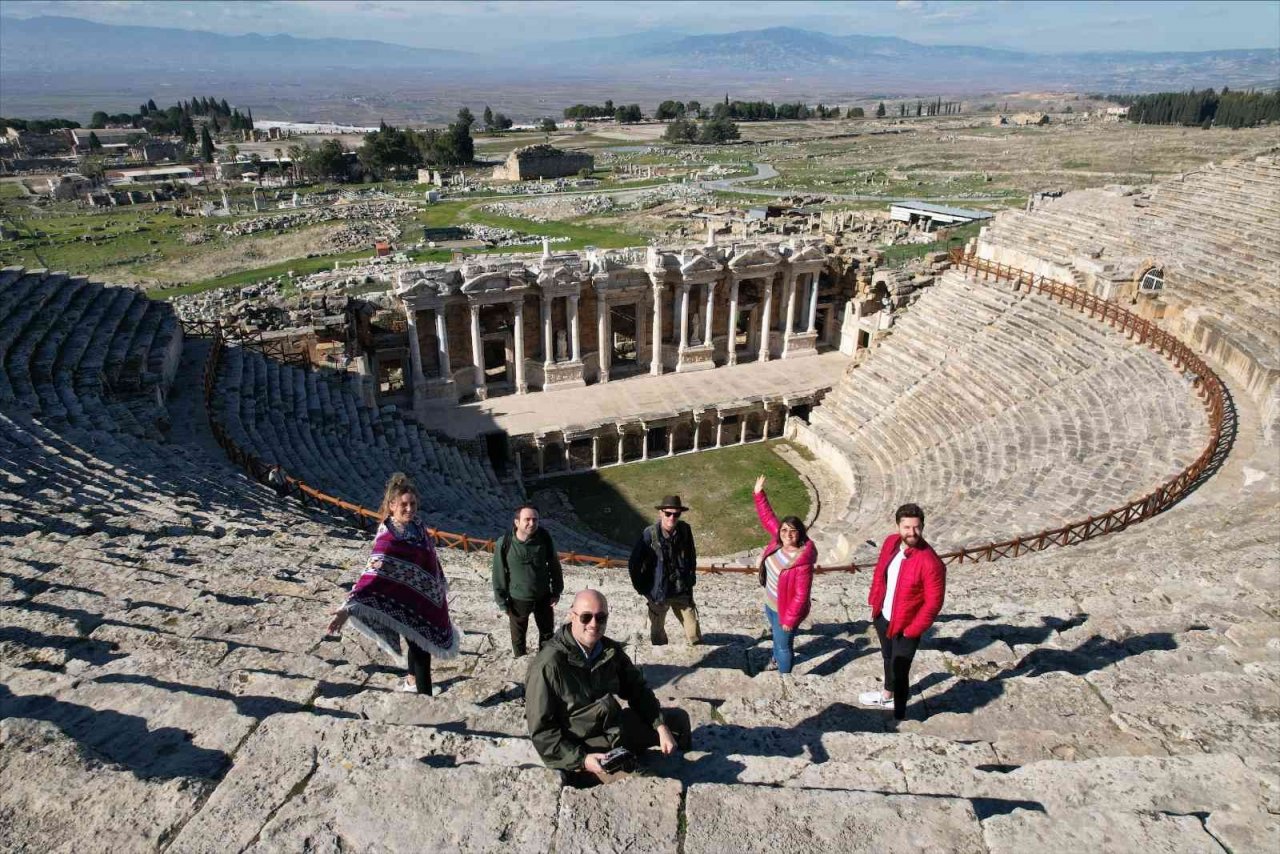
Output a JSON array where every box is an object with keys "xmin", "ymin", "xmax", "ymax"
[{"xmin": 868, "ymin": 533, "xmax": 946, "ymax": 639}]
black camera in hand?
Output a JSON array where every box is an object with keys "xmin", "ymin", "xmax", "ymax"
[{"xmin": 598, "ymin": 747, "xmax": 636, "ymax": 774}]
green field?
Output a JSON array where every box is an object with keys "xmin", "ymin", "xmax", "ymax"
[
  {"xmin": 878, "ymin": 220, "xmax": 984, "ymax": 267},
  {"xmin": 533, "ymin": 440, "xmax": 810, "ymax": 556}
]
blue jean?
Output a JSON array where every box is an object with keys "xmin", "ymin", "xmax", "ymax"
[{"xmin": 764, "ymin": 604, "xmax": 795, "ymax": 673}]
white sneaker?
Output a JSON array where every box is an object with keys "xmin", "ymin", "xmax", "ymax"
[{"xmin": 859, "ymin": 690, "xmax": 894, "ymax": 708}]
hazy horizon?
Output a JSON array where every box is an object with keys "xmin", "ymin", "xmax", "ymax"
[{"xmin": 1, "ymin": 0, "xmax": 1277, "ymax": 54}]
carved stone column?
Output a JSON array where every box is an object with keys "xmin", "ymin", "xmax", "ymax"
[
  {"xmin": 591, "ymin": 435, "xmax": 600, "ymax": 469},
  {"xmin": 715, "ymin": 415, "xmax": 724, "ymax": 448},
  {"xmin": 641, "ymin": 426, "xmax": 650, "ymax": 460},
  {"xmin": 535, "ymin": 441, "xmax": 545, "ymax": 476},
  {"xmin": 692, "ymin": 416, "xmax": 701, "ymax": 451},
  {"xmin": 564, "ymin": 441, "xmax": 572, "ymax": 472},
  {"xmin": 616, "ymin": 431, "xmax": 625, "ymax": 463},
  {"xmin": 667, "ymin": 428, "xmax": 675, "ymax": 457},
  {"xmin": 405, "ymin": 308, "xmax": 427, "ymax": 388},
  {"xmin": 703, "ymin": 282, "xmax": 716, "ymax": 349},
  {"xmin": 678, "ymin": 284, "xmax": 690, "ymax": 353},
  {"xmin": 568, "ymin": 294, "xmax": 581, "ymax": 362},
  {"xmin": 727, "ymin": 279, "xmax": 740, "ymax": 367},
  {"xmin": 596, "ymin": 295, "xmax": 610, "ymax": 383},
  {"xmin": 807, "ymin": 272, "xmax": 820, "ymax": 332},
  {"xmin": 740, "ymin": 413, "xmax": 749, "ymax": 444},
  {"xmin": 468, "ymin": 303, "xmax": 484, "ymax": 393},
  {"xmin": 650, "ymin": 282, "xmax": 664, "ymax": 376},
  {"xmin": 512, "ymin": 298, "xmax": 527, "ymax": 394},
  {"xmin": 434, "ymin": 308, "xmax": 451, "ymax": 380},
  {"xmin": 782, "ymin": 273, "xmax": 798, "ymax": 356},
  {"xmin": 758, "ymin": 276, "xmax": 774, "ymax": 362},
  {"xmin": 541, "ymin": 294, "xmax": 554, "ymax": 368}
]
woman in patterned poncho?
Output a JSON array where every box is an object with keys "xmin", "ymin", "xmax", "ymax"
[{"xmin": 327, "ymin": 473, "xmax": 460, "ymax": 694}]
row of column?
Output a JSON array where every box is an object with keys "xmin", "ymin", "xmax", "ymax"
[
  {"xmin": 648, "ymin": 271, "xmax": 823, "ymax": 375},
  {"xmin": 523, "ymin": 406, "xmax": 793, "ymax": 476},
  {"xmin": 406, "ymin": 293, "xmax": 584, "ymax": 396},
  {"xmin": 405, "ymin": 273, "xmax": 822, "ymax": 391}
]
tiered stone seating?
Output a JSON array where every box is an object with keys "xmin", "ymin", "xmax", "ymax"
[
  {"xmin": 1, "ymin": 258, "xmax": 1276, "ymax": 851},
  {"xmin": 213, "ymin": 343, "xmax": 616, "ymax": 555},
  {"xmin": 0, "ymin": 268, "xmax": 180, "ymax": 439},
  {"xmin": 977, "ymin": 156, "xmax": 1280, "ymax": 434},
  {"xmin": 807, "ymin": 269, "xmax": 1208, "ymax": 556}
]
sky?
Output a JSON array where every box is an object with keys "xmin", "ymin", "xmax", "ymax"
[{"xmin": 1, "ymin": 0, "xmax": 1277, "ymax": 54}]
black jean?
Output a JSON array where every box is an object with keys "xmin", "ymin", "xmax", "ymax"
[
  {"xmin": 406, "ymin": 638, "xmax": 432, "ymax": 694},
  {"xmin": 508, "ymin": 597, "xmax": 555, "ymax": 656},
  {"xmin": 873, "ymin": 615, "xmax": 920, "ymax": 720}
]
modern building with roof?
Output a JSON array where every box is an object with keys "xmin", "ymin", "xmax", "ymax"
[{"xmin": 889, "ymin": 200, "xmax": 994, "ymax": 231}]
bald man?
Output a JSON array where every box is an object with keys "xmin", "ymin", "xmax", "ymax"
[{"xmin": 525, "ymin": 589, "xmax": 691, "ymax": 781}]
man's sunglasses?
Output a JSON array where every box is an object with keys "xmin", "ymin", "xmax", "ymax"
[
  {"xmin": 662, "ymin": 510, "xmax": 682, "ymax": 518},
  {"xmin": 574, "ymin": 611, "xmax": 609, "ymax": 625}
]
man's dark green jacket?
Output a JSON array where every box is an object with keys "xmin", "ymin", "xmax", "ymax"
[
  {"xmin": 491, "ymin": 527, "xmax": 563, "ymax": 609},
  {"xmin": 525, "ymin": 624, "xmax": 663, "ymax": 771}
]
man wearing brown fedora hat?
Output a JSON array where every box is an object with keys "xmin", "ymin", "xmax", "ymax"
[{"xmin": 629, "ymin": 495, "xmax": 702, "ymax": 645}]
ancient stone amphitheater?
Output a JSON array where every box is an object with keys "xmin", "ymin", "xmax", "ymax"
[{"xmin": 2, "ymin": 154, "xmax": 1277, "ymax": 853}]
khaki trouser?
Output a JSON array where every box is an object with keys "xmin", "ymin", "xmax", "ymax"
[{"xmin": 648, "ymin": 593, "xmax": 702, "ymax": 645}]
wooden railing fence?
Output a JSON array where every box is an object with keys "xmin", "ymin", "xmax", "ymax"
[{"xmin": 182, "ymin": 253, "xmax": 1229, "ymax": 573}]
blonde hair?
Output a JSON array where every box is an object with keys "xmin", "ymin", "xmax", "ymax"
[{"xmin": 378, "ymin": 472, "xmax": 419, "ymax": 519}]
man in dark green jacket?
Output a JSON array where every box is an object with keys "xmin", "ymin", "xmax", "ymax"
[
  {"xmin": 492, "ymin": 503, "xmax": 564, "ymax": 656},
  {"xmin": 526, "ymin": 589, "xmax": 691, "ymax": 780}
]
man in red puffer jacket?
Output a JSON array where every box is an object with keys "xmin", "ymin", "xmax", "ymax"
[{"xmin": 860, "ymin": 503, "xmax": 946, "ymax": 720}]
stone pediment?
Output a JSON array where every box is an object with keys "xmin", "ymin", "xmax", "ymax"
[
  {"xmin": 537, "ymin": 264, "xmax": 583, "ymax": 287},
  {"xmin": 788, "ymin": 244, "xmax": 827, "ymax": 266},
  {"xmin": 680, "ymin": 255, "xmax": 722, "ymax": 276},
  {"xmin": 462, "ymin": 271, "xmax": 523, "ymax": 294},
  {"xmin": 397, "ymin": 270, "xmax": 459, "ymax": 300},
  {"xmin": 728, "ymin": 246, "xmax": 783, "ymax": 271}
]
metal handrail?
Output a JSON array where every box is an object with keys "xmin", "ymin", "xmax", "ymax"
[{"xmin": 183, "ymin": 249, "xmax": 1230, "ymax": 572}]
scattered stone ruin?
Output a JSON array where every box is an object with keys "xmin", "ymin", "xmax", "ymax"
[{"xmin": 492, "ymin": 144, "xmax": 595, "ymax": 181}]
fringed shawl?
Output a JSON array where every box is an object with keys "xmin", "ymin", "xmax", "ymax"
[{"xmin": 344, "ymin": 517, "xmax": 460, "ymax": 662}]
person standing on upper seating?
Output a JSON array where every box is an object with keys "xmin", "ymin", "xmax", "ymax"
[
  {"xmin": 327, "ymin": 472, "xmax": 459, "ymax": 695},
  {"xmin": 629, "ymin": 495, "xmax": 702, "ymax": 645},
  {"xmin": 492, "ymin": 503, "xmax": 563, "ymax": 658},
  {"xmin": 752, "ymin": 474, "xmax": 816, "ymax": 674},
  {"xmin": 859, "ymin": 503, "xmax": 946, "ymax": 720}
]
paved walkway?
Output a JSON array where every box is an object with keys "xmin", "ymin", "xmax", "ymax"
[{"xmin": 419, "ymin": 351, "xmax": 851, "ymax": 439}]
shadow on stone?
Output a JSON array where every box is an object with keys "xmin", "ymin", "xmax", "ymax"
[{"xmin": 0, "ymin": 684, "xmax": 231, "ymax": 780}]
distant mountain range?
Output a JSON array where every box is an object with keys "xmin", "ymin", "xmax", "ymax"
[
  {"xmin": 1, "ymin": 16, "xmax": 1276, "ymax": 121},
  {"xmin": 0, "ymin": 15, "xmax": 477, "ymax": 73}
]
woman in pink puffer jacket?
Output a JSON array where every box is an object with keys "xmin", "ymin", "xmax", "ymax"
[{"xmin": 753, "ymin": 475, "xmax": 816, "ymax": 674}]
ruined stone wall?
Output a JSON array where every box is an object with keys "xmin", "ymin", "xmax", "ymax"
[{"xmin": 492, "ymin": 145, "xmax": 594, "ymax": 181}]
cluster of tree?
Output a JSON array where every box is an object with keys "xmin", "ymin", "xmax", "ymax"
[
  {"xmin": 562, "ymin": 101, "xmax": 644, "ymax": 123},
  {"xmin": 83, "ymin": 96, "xmax": 255, "ymax": 140},
  {"xmin": 0, "ymin": 117, "xmax": 81, "ymax": 133},
  {"xmin": 355, "ymin": 111, "xmax": 475, "ymax": 180},
  {"xmin": 563, "ymin": 101, "xmax": 616, "ymax": 120},
  {"xmin": 655, "ymin": 100, "xmax": 704, "ymax": 120},
  {"xmin": 481, "ymin": 105, "xmax": 514, "ymax": 132},
  {"xmin": 1105, "ymin": 88, "xmax": 1280, "ymax": 129},
  {"xmin": 661, "ymin": 116, "xmax": 741, "ymax": 145},
  {"xmin": 870, "ymin": 99, "xmax": 962, "ymax": 118},
  {"xmin": 293, "ymin": 139, "xmax": 353, "ymax": 182}
]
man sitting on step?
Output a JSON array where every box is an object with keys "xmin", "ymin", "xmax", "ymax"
[{"xmin": 526, "ymin": 589, "xmax": 691, "ymax": 782}]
